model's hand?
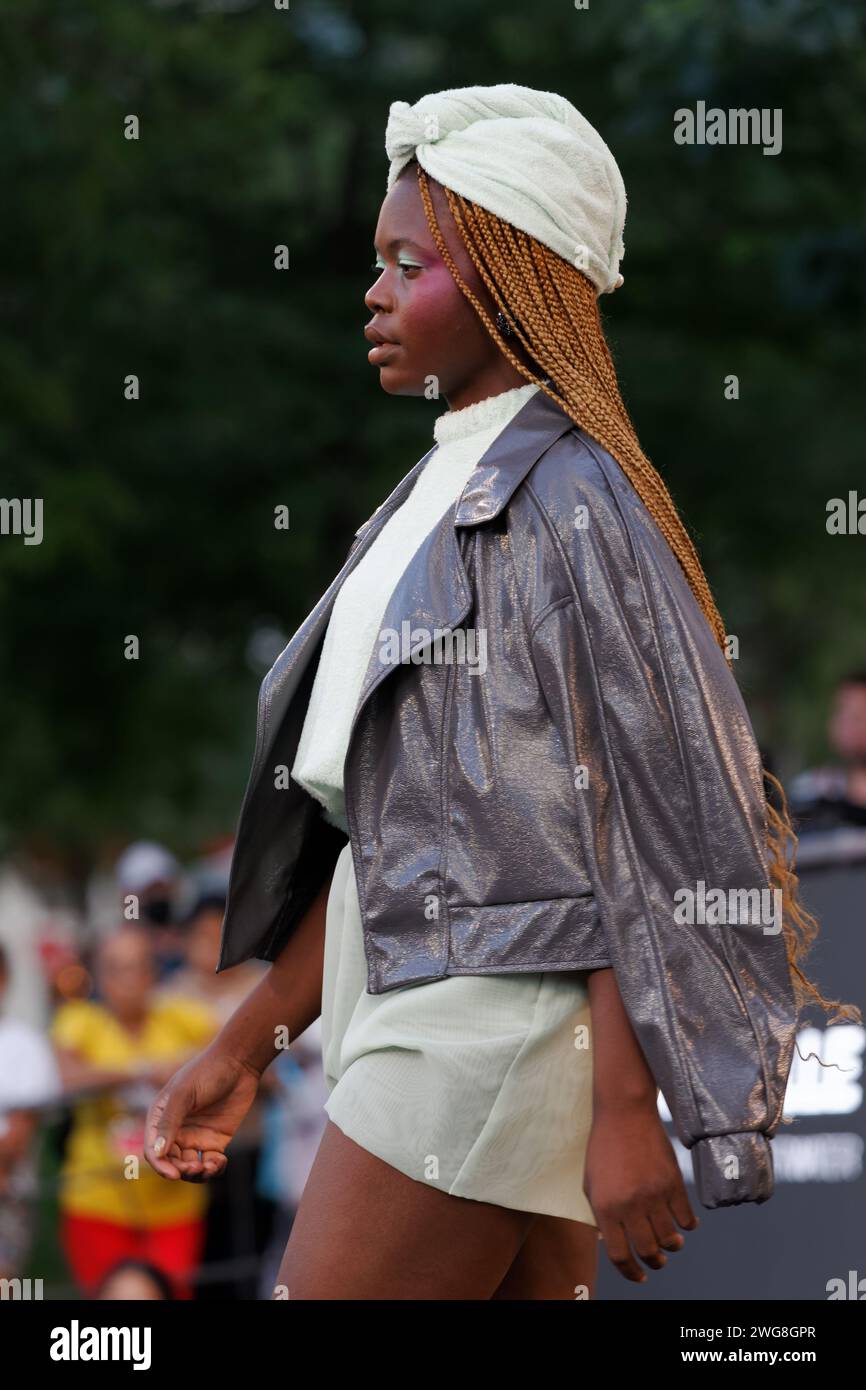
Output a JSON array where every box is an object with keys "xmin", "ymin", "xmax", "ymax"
[
  {"xmin": 144, "ymin": 1045, "xmax": 262, "ymax": 1183},
  {"xmin": 583, "ymin": 1097, "xmax": 698, "ymax": 1283}
]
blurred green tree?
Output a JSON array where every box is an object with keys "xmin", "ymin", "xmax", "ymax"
[{"xmin": 0, "ymin": 0, "xmax": 863, "ymax": 886}]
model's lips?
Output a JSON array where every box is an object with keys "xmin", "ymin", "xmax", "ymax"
[
  {"xmin": 364, "ymin": 324, "xmax": 400, "ymax": 364},
  {"xmin": 367, "ymin": 341, "xmax": 401, "ymax": 365}
]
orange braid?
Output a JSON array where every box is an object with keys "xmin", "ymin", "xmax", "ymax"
[{"xmin": 416, "ymin": 160, "xmax": 861, "ymax": 1030}]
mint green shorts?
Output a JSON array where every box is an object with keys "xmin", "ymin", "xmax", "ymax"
[{"xmin": 320, "ymin": 841, "xmax": 598, "ymax": 1227}]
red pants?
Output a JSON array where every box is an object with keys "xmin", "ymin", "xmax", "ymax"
[{"xmin": 61, "ymin": 1212, "xmax": 206, "ymax": 1299}]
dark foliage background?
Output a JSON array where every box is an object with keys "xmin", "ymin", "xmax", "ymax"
[{"xmin": 1, "ymin": 0, "xmax": 863, "ymax": 887}]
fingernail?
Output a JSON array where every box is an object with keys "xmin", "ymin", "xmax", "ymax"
[{"xmin": 154, "ymin": 1136, "xmax": 166, "ymax": 1155}]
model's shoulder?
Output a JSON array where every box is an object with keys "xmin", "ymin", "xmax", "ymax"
[{"xmin": 518, "ymin": 424, "xmax": 627, "ymax": 522}]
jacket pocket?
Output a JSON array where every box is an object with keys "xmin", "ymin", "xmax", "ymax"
[{"xmin": 446, "ymin": 895, "xmax": 611, "ymax": 974}]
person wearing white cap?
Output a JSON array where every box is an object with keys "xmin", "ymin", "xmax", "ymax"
[
  {"xmin": 144, "ymin": 84, "xmax": 831, "ymax": 1299},
  {"xmin": 115, "ymin": 840, "xmax": 185, "ymax": 981},
  {"xmin": 115, "ymin": 841, "xmax": 180, "ymax": 901}
]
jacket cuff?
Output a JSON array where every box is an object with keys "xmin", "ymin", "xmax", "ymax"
[{"xmin": 690, "ymin": 1132, "xmax": 775, "ymax": 1209}]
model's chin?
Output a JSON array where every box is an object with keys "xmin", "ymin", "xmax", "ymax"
[{"xmin": 373, "ymin": 365, "xmax": 426, "ymax": 396}]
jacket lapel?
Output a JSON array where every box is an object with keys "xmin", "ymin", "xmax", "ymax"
[{"xmin": 351, "ymin": 385, "xmax": 575, "ymax": 719}]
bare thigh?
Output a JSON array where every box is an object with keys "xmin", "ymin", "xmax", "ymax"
[
  {"xmin": 273, "ymin": 1119, "xmax": 534, "ymax": 1300},
  {"xmin": 491, "ymin": 1213, "xmax": 600, "ymax": 1300}
]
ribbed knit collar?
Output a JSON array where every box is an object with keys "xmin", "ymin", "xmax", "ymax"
[{"xmin": 433, "ymin": 379, "xmax": 544, "ymax": 446}]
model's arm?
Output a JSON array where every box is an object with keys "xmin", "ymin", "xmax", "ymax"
[
  {"xmin": 214, "ymin": 867, "xmax": 331, "ymax": 1075},
  {"xmin": 144, "ymin": 866, "xmax": 332, "ymax": 1182},
  {"xmin": 585, "ymin": 966, "xmax": 697, "ymax": 1283},
  {"xmin": 587, "ymin": 967, "xmax": 658, "ymax": 1109},
  {"xmin": 529, "ymin": 448, "xmax": 799, "ymax": 1212}
]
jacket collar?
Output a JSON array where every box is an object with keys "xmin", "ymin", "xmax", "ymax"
[
  {"xmin": 452, "ymin": 382, "xmax": 574, "ymax": 527},
  {"xmin": 353, "ymin": 382, "xmax": 575, "ymax": 540}
]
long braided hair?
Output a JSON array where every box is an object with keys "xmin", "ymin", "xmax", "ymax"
[{"xmin": 414, "ymin": 159, "xmax": 860, "ymax": 1028}]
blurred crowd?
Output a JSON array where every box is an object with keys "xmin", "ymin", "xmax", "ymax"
[
  {"xmin": 1, "ymin": 670, "xmax": 865, "ymax": 1299},
  {"xmin": 0, "ymin": 839, "xmax": 328, "ymax": 1301},
  {"xmin": 787, "ymin": 671, "xmax": 866, "ymax": 837}
]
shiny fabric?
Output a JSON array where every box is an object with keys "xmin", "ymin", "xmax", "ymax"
[{"xmin": 217, "ymin": 386, "xmax": 798, "ymax": 1210}]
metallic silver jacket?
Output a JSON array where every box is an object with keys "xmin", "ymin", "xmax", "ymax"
[{"xmin": 217, "ymin": 387, "xmax": 798, "ymax": 1211}]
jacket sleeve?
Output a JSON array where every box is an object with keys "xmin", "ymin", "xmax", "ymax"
[{"xmin": 526, "ymin": 438, "xmax": 799, "ymax": 1210}]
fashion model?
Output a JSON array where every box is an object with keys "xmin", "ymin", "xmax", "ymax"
[{"xmin": 145, "ymin": 85, "xmax": 859, "ymax": 1300}]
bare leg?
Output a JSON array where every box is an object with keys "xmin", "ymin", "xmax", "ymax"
[
  {"xmin": 491, "ymin": 1214, "xmax": 599, "ymax": 1300},
  {"xmin": 273, "ymin": 1119, "xmax": 533, "ymax": 1300}
]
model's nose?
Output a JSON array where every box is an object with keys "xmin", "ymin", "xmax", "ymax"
[{"xmin": 364, "ymin": 273, "xmax": 392, "ymax": 316}]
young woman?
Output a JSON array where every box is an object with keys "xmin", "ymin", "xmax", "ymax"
[
  {"xmin": 52, "ymin": 926, "xmax": 216, "ymax": 1298},
  {"xmin": 144, "ymin": 85, "xmax": 858, "ymax": 1300}
]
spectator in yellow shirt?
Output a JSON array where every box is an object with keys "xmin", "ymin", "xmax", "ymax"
[{"xmin": 51, "ymin": 925, "xmax": 217, "ymax": 1298}]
